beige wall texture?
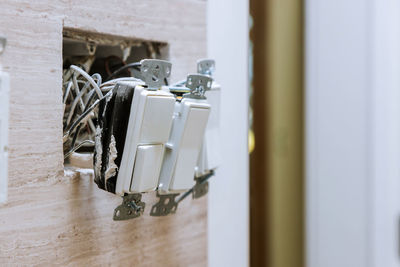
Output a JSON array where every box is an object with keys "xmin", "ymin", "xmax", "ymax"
[{"xmin": 0, "ymin": 1, "xmax": 208, "ymax": 265}]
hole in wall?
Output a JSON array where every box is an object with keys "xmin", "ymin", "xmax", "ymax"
[{"xmin": 62, "ymin": 29, "xmax": 168, "ymax": 169}]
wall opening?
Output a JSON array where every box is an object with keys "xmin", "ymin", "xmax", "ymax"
[{"xmin": 62, "ymin": 28, "xmax": 168, "ymax": 169}]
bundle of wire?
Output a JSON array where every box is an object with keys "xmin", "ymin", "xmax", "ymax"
[{"xmin": 62, "ymin": 64, "xmax": 142, "ymax": 160}]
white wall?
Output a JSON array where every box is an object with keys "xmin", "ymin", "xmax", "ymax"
[
  {"xmin": 207, "ymin": 0, "xmax": 249, "ymax": 266},
  {"xmin": 306, "ymin": 0, "xmax": 400, "ymax": 266}
]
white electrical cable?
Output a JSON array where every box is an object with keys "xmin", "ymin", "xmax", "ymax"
[
  {"xmin": 66, "ymin": 70, "xmax": 102, "ymax": 130},
  {"xmin": 91, "ymin": 73, "xmax": 102, "ymax": 86},
  {"xmin": 72, "ymin": 73, "xmax": 86, "ymax": 112},
  {"xmin": 63, "ymin": 81, "xmax": 73, "ymax": 104},
  {"xmin": 64, "ymin": 140, "xmax": 95, "ymax": 159},
  {"xmin": 63, "ymin": 65, "xmax": 143, "ymax": 152},
  {"xmin": 66, "ymin": 79, "xmax": 92, "ymax": 126},
  {"xmin": 70, "ymin": 65, "xmax": 103, "ymax": 99},
  {"xmin": 63, "ymin": 98, "xmax": 101, "ymax": 143}
]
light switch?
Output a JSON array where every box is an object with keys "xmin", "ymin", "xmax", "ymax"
[
  {"xmin": 130, "ymin": 144, "xmax": 163, "ymax": 193},
  {"xmin": 158, "ymin": 99, "xmax": 211, "ymax": 194},
  {"xmin": 116, "ymin": 87, "xmax": 175, "ymax": 195}
]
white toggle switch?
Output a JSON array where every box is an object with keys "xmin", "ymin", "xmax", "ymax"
[
  {"xmin": 130, "ymin": 144, "xmax": 163, "ymax": 192},
  {"xmin": 0, "ymin": 37, "xmax": 9, "ymax": 204},
  {"xmin": 159, "ymin": 78, "xmax": 211, "ymax": 194},
  {"xmin": 116, "ymin": 86, "xmax": 175, "ymax": 195}
]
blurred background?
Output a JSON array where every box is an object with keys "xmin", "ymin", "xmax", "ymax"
[
  {"xmin": 249, "ymin": 0, "xmax": 303, "ymax": 266},
  {"xmin": 245, "ymin": 0, "xmax": 400, "ymax": 267}
]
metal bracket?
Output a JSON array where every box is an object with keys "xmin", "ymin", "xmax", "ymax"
[
  {"xmin": 193, "ymin": 170, "xmax": 214, "ymax": 199},
  {"xmin": 0, "ymin": 36, "xmax": 6, "ymax": 55},
  {"xmin": 113, "ymin": 193, "xmax": 145, "ymax": 221},
  {"xmin": 184, "ymin": 74, "xmax": 213, "ymax": 99},
  {"xmin": 150, "ymin": 193, "xmax": 179, "ymax": 216},
  {"xmin": 140, "ymin": 59, "xmax": 172, "ymax": 90},
  {"xmin": 193, "ymin": 180, "xmax": 209, "ymax": 199},
  {"xmin": 176, "ymin": 170, "xmax": 215, "ymax": 203},
  {"xmin": 197, "ymin": 59, "xmax": 215, "ymax": 76}
]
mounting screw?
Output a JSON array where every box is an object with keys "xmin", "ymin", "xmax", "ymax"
[{"xmin": 86, "ymin": 42, "xmax": 97, "ymax": 56}]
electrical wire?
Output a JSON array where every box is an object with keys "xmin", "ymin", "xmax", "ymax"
[
  {"xmin": 63, "ymin": 98, "xmax": 100, "ymax": 143},
  {"xmin": 63, "ymin": 90, "xmax": 113, "ymax": 143},
  {"xmin": 91, "ymin": 73, "xmax": 102, "ymax": 86},
  {"xmin": 106, "ymin": 62, "xmax": 141, "ymax": 81},
  {"xmin": 70, "ymin": 65, "xmax": 103, "ymax": 98},
  {"xmin": 66, "ymin": 79, "xmax": 94, "ymax": 126},
  {"xmin": 64, "ymin": 140, "xmax": 95, "ymax": 159},
  {"xmin": 176, "ymin": 170, "xmax": 215, "ymax": 203},
  {"xmin": 62, "ymin": 60, "xmax": 168, "ymax": 157},
  {"xmin": 100, "ymin": 77, "xmax": 143, "ymax": 92},
  {"xmin": 63, "ymin": 81, "xmax": 73, "ymax": 104},
  {"xmin": 69, "ymin": 89, "xmax": 98, "ymax": 148}
]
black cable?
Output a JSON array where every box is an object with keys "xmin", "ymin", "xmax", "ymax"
[
  {"xmin": 106, "ymin": 62, "xmax": 141, "ymax": 81},
  {"xmin": 176, "ymin": 170, "xmax": 215, "ymax": 203},
  {"xmin": 63, "ymin": 96, "xmax": 102, "ymax": 142}
]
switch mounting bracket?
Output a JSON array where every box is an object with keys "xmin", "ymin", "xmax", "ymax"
[
  {"xmin": 192, "ymin": 170, "xmax": 214, "ymax": 199},
  {"xmin": 113, "ymin": 193, "xmax": 145, "ymax": 221},
  {"xmin": 184, "ymin": 74, "xmax": 213, "ymax": 99},
  {"xmin": 140, "ymin": 59, "xmax": 171, "ymax": 90},
  {"xmin": 197, "ymin": 59, "xmax": 215, "ymax": 76},
  {"xmin": 150, "ymin": 193, "xmax": 179, "ymax": 216}
]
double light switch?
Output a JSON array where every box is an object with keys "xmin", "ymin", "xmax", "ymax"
[{"xmin": 94, "ymin": 59, "xmax": 217, "ymax": 201}]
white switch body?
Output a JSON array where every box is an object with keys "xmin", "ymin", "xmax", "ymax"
[
  {"xmin": 116, "ymin": 85, "xmax": 176, "ymax": 195},
  {"xmin": 158, "ymin": 98, "xmax": 211, "ymax": 194},
  {"xmin": 0, "ymin": 70, "xmax": 9, "ymax": 204},
  {"xmin": 196, "ymin": 82, "xmax": 222, "ymax": 176}
]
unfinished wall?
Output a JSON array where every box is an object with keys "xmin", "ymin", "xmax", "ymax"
[{"xmin": 0, "ymin": 1, "xmax": 207, "ymax": 265}]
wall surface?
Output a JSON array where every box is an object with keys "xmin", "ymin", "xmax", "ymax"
[
  {"xmin": 0, "ymin": 1, "xmax": 208, "ymax": 265},
  {"xmin": 306, "ymin": 0, "xmax": 400, "ymax": 266},
  {"xmin": 207, "ymin": 0, "xmax": 249, "ymax": 266},
  {"xmin": 306, "ymin": 1, "xmax": 370, "ymax": 266}
]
